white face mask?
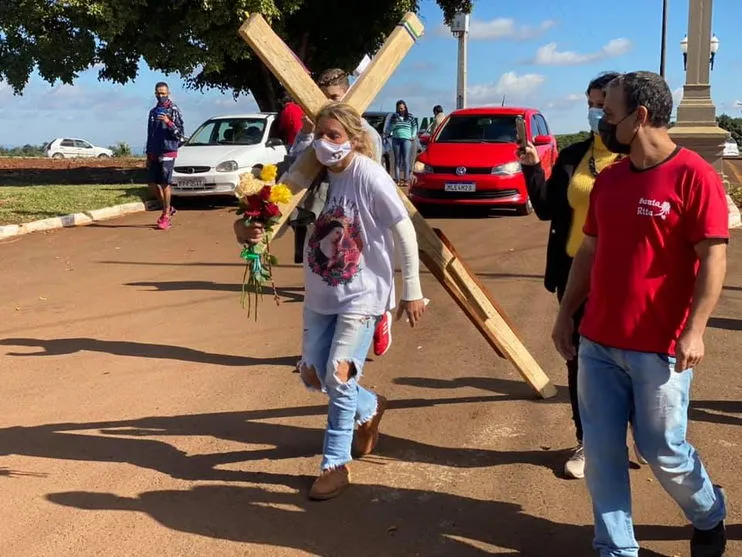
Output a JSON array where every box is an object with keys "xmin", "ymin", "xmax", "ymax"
[{"xmin": 313, "ymin": 138, "xmax": 353, "ymax": 166}]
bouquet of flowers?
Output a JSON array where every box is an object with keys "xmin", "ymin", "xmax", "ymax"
[{"xmin": 235, "ymin": 164, "xmax": 293, "ymax": 319}]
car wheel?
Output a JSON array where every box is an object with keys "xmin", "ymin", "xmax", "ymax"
[
  {"xmin": 516, "ymin": 198, "xmax": 534, "ymax": 216},
  {"xmin": 98, "ymin": 153, "xmax": 110, "ymax": 158},
  {"xmin": 52, "ymin": 153, "xmax": 65, "ymax": 159}
]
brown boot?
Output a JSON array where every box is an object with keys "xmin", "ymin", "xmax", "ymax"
[
  {"xmin": 353, "ymin": 395, "xmax": 388, "ymax": 457},
  {"xmin": 308, "ymin": 465, "xmax": 351, "ymax": 501}
]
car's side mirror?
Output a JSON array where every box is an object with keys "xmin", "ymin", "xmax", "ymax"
[
  {"xmin": 266, "ymin": 138, "xmax": 284, "ymax": 148},
  {"xmin": 533, "ymin": 135, "xmax": 552, "ymax": 146}
]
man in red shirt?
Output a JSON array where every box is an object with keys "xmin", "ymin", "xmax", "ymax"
[
  {"xmin": 553, "ymin": 72, "xmax": 728, "ymax": 557},
  {"xmin": 276, "ymin": 92, "xmax": 304, "ymax": 147}
]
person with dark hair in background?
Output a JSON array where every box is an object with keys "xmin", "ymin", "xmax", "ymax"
[
  {"xmin": 432, "ymin": 104, "xmax": 445, "ymax": 132},
  {"xmin": 553, "ymin": 71, "xmax": 728, "ymax": 557},
  {"xmin": 146, "ymin": 81, "xmax": 185, "ymax": 230},
  {"xmin": 519, "ymin": 72, "xmax": 637, "ymax": 480},
  {"xmin": 276, "ymin": 92, "xmax": 304, "ymax": 148},
  {"xmin": 385, "ymin": 99, "xmax": 417, "ymax": 185}
]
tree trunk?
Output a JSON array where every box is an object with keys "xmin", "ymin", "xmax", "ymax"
[{"xmin": 246, "ymin": 57, "xmax": 279, "ymax": 112}]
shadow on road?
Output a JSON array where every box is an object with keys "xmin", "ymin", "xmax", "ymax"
[
  {"xmin": 690, "ymin": 400, "xmax": 742, "ymax": 427},
  {"xmin": 708, "ymin": 316, "xmax": 742, "ymax": 331},
  {"xmin": 126, "ymin": 281, "xmax": 305, "ymax": 303},
  {"xmin": 0, "ymin": 399, "xmax": 735, "ymax": 555},
  {"xmin": 44, "ymin": 472, "xmax": 738, "ymax": 556},
  {"xmin": 0, "ymin": 337, "xmax": 298, "ymax": 368}
]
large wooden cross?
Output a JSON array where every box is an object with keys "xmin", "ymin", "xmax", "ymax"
[{"xmin": 239, "ymin": 13, "xmax": 557, "ymax": 399}]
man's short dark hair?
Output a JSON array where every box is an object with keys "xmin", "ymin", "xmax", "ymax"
[
  {"xmin": 608, "ymin": 71, "xmax": 673, "ymax": 128},
  {"xmin": 155, "ymin": 82, "xmax": 169, "ymax": 90},
  {"xmin": 433, "ymin": 105, "xmax": 443, "ymax": 114},
  {"xmin": 316, "ymin": 68, "xmax": 349, "ymax": 89},
  {"xmin": 585, "ymin": 72, "xmax": 621, "ymax": 95}
]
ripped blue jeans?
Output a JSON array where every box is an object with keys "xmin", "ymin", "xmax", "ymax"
[{"xmin": 300, "ymin": 307, "xmax": 379, "ymax": 471}]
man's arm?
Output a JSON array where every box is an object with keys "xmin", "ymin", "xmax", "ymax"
[
  {"xmin": 675, "ymin": 239, "xmax": 727, "ymax": 371},
  {"xmin": 552, "ymin": 236, "xmax": 596, "ymax": 360},
  {"xmin": 688, "ymin": 239, "xmax": 727, "ymax": 332}
]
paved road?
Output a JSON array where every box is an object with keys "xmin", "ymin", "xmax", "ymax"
[{"xmin": 1, "ymin": 206, "xmax": 740, "ymax": 556}]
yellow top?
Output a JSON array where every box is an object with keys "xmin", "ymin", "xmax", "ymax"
[{"xmin": 566, "ymin": 135, "xmax": 618, "ymax": 257}]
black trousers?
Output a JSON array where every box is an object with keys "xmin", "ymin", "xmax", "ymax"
[
  {"xmin": 557, "ymin": 287, "xmax": 586, "ymax": 443},
  {"xmin": 293, "ymin": 224, "xmax": 307, "ymax": 264}
]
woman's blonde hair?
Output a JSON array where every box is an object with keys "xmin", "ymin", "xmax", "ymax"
[{"xmin": 315, "ymin": 101, "xmax": 374, "ymax": 159}]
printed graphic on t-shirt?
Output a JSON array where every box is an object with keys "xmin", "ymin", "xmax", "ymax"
[
  {"xmin": 307, "ymin": 198, "xmax": 364, "ymax": 286},
  {"xmin": 637, "ymin": 197, "xmax": 672, "ymax": 219}
]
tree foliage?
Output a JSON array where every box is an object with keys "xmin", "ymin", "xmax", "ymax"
[
  {"xmin": 555, "ymin": 131, "xmax": 591, "ymax": 151},
  {"xmin": 0, "ymin": 144, "xmax": 47, "ymax": 157},
  {"xmin": 0, "ymin": 0, "xmax": 472, "ymax": 110},
  {"xmin": 717, "ymin": 114, "xmax": 742, "ymax": 145}
]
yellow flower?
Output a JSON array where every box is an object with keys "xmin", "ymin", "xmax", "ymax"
[
  {"xmin": 260, "ymin": 164, "xmax": 278, "ymax": 182},
  {"xmin": 235, "ymin": 173, "xmax": 264, "ymax": 198},
  {"xmin": 269, "ymin": 183, "xmax": 293, "ymax": 205}
]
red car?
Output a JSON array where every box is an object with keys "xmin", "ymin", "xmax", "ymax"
[{"xmin": 409, "ymin": 107, "xmax": 558, "ymax": 215}]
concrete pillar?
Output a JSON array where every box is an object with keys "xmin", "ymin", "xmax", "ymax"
[{"xmin": 669, "ymin": 0, "xmax": 741, "ymax": 228}]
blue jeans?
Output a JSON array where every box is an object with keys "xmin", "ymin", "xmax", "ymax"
[
  {"xmin": 392, "ymin": 138, "xmax": 411, "ymax": 181},
  {"xmin": 578, "ymin": 338, "xmax": 726, "ymax": 557},
  {"xmin": 300, "ymin": 308, "xmax": 379, "ymax": 471}
]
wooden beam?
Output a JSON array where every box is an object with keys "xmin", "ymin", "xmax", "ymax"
[
  {"xmin": 343, "ymin": 13, "xmax": 424, "ymax": 110},
  {"xmin": 398, "ymin": 194, "xmax": 557, "ymax": 399},
  {"xmin": 238, "ymin": 14, "xmax": 328, "ymax": 119}
]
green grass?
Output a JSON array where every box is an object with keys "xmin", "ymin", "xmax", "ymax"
[{"xmin": 0, "ymin": 184, "xmax": 152, "ymax": 226}]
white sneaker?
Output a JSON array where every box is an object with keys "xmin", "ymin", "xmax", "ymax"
[
  {"xmin": 564, "ymin": 444, "xmax": 585, "ymax": 479},
  {"xmin": 634, "ymin": 442, "xmax": 648, "ymax": 465}
]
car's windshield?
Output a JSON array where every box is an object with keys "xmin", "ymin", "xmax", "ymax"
[
  {"xmin": 186, "ymin": 118, "xmax": 267, "ymax": 146},
  {"xmin": 436, "ymin": 115, "xmax": 518, "ymax": 143},
  {"xmin": 362, "ymin": 113, "xmax": 386, "ymax": 137}
]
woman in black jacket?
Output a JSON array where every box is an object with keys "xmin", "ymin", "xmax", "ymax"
[{"xmin": 519, "ymin": 72, "xmax": 645, "ymax": 479}]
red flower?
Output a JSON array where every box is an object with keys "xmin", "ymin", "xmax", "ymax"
[
  {"xmin": 260, "ymin": 185, "xmax": 272, "ymax": 202},
  {"xmin": 244, "ymin": 195, "xmax": 263, "ymax": 217},
  {"xmin": 263, "ymin": 202, "xmax": 281, "ymax": 219}
]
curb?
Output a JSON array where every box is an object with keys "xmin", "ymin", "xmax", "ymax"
[{"xmin": 0, "ymin": 200, "xmax": 160, "ymax": 241}]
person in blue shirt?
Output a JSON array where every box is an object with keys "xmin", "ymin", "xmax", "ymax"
[
  {"xmin": 385, "ymin": 100, "xmax": 418, "ymax": 185},
  {"xmin": 146, "ymin": 82, "xmax": 185, "ymax": 230}
]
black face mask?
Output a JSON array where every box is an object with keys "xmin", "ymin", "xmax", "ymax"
[{"xmin": 598, "ymin": 113, "xmax": 635, "ymax": 155}]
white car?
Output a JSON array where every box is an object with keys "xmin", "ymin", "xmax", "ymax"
[
  {"xmin": 171, "ymin": 113, "xmax": 288, "ymax": 197},
  {"xmin": 46, "ymin": 138, "xmax": 113, "ymax": 159}
]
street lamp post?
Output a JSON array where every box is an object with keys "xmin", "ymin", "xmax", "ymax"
[
  {"xmin": 680, "ymin": 33, "xmax": 720, "ymax": 71},
  {"xmin": 449, "ymin": 12, "xmax": 470, "ymax": 110}
]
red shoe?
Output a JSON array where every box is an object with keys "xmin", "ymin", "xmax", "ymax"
[
  {"xmin": 156, "ymin": 214, "xmax": 171, "ymax": 230},
  {"xmin": 373, "ymin": 311, "xmax": 392, "ymax": 356}
]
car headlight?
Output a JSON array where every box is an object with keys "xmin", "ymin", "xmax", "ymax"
[
  {"xmin": 216, "ymin": 160, "xmax": 238, "ymax": 172},
  {"xmin": 415, "ymin": 164, "xmax": 433, "ymax": 174},
  {"xmin": 491, "ymin": 161, "xmax": 522, "ymax": 176}
]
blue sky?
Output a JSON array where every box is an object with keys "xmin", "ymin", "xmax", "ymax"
[{"xmin": 2, "ymin": 0, "xmax": 742, "ymax": 153}]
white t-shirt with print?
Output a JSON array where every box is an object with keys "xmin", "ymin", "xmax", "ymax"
[{"xmin": 304, "ymin": 154, "xmax": 407, "ymax": 317}]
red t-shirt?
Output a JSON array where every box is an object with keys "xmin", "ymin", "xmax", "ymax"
[
  {"xmin": 278, "ymin": 101, "xmax": 304, "ymax": 147},
  {"xmin": 580, "ymin": 147, "xmax": 729, "ymax": 355}
]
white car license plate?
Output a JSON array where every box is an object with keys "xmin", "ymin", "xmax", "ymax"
[
  {"xmin": 175, "ymin": 178, "xmax": 206, "ymax": 189},
  {"xmin": 444, "ymin": 182, "xmax": 476, "ymax": 193}
]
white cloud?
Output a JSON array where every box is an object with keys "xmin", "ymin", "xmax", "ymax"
[
  {"xmin": 468, "ymin": 72, "xmax": 546, "ymax": 105},
  {"xmin": 436, "ymin": 18, "xmax": 555, "ymax": 41},
  {"xmin": 533, "ymin": 38, "xmax": 633, "ymax": 66},
  {"xmin": 672, "ymin": 87, "xmax": 684, "ymax": 106},
  {"xmin": 545, "ymin": 93, "xmax": 584, "ymax": 110}
]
